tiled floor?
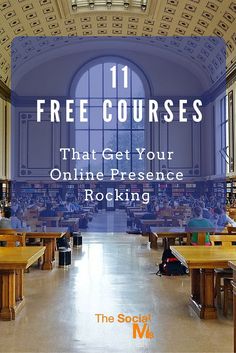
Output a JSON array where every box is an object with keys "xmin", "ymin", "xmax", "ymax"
[{"xmin": 0, "ymin": 210, "xmax": 233, "ymax": 353}]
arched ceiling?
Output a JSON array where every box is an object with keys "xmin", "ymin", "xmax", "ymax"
[
  {"xmin": 0, "ymin": 0, "xmax": 236, "ymax": 86},
  {"xmin": 11, "ymin": 36, "xmax": 225, "ymax": 88}
]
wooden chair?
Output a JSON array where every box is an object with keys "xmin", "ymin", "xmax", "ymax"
[
  {"xmin": 188, "ymin": 228, "xmax": 215, "ymax": 245},
  {"xmin": 21, "ymin": 219, "xmax": 42, "ymax": 232},
  {"xmin": 187, "ymin": 231, "xmax": 210, "ymax": 245},
  {"xmin": 0, "ymin": 232, "xmax": 26, "ymax": 302},
  {"xmin": 227, "ymin": 226, "xmax": 236, "ymax": 234},
  {"xmin": 223, "ymin": 277, "xmax": 233, "ymax": 317},
  {"xmin": 210, "ymin": 235, "xmax": 236, "ymax": 314},
  {"xmin": 39, "ymin": 216, "xmax": 61, "ymax": 227},
  {"xmin": 210, "ymin": 235, "xmax": 236, "ymax": 247},
  {"xmin": 0, "ymin": 233, "xmax": 26, "ymax": 247},
  {"xmin": 25, "ymin": 208, "xmax": 39, "ymax": 219},
  {"xmin": 228, "ymin": 209, "xmax": 236, "ymax": 220}
]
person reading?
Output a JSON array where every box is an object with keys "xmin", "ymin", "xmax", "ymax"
[{"xmin": 187, "ymin": 206, "xmax": 214, "ymax": 246}]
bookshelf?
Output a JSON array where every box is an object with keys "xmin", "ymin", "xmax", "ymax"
[
  {"xmin": 212, "ymin": 182, "xmax": 226, "ymax": 200},
  {"xmin": 142, "ymin": 182, "xmax": 155, "ymax": 194},
  {"xmin": 172, "ymin": 183, "xmax": 186, "ymax": 197}
]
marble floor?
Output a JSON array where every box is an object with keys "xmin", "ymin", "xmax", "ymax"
[{"xmin": 0, "ymin": 210, "xmax": 233, "ymax": 353}]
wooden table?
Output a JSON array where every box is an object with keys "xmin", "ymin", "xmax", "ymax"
[
  {"xmin": 24, "ymin": 227, "xmax": 67, "ymax": 270},
  {"xmin": 171, "ymin": 246, "xmax": 236, "ymax": 319},
  {"xmin": 0, "ymin": 246, "xmax": 45, "ymax": 320},
  {"xmin": 126, "ymin": 206, "xmax": 143, "ymax": 211},
  {"xmin": 229, "ymin": 261, "xmax": 236, "ymax": 353},
  {"xmin": 126, "ymin": 207, "xmax": 144, "ymax": 216},
  {"xmin": 140, "ymin": 219, "xmax": 167, "ymax": 235},
  {"xmin": 133, "ymin": 212, "xmax": 148, "ymax": 218},
  {"xmin": 150, "ymin": 227, "xmax": 188, "ymax": 249},
  {"xmin": 60, "ymin": 218, "xmax": 80, "ymax": 231},
  {"xmin": 82, "ymin": 207, "xmax": 93, "ymax": 213},
  {"xmin": 150, "ymin": 227, "xmax": 227, "ymax": 249}
]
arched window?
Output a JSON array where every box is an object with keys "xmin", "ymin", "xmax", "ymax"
[{"xmin": 71, "ymin": 57, "xmax": 149, "ymax": 176}]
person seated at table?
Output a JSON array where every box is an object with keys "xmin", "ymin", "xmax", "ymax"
[
  {"xmin": 10, "ymin": 210, "xmax": 22, "ymax": 229},
  {"xmin": 65, "ymin": 198, "xmax": 76, "ymax": 213},
  {"xmin": 0, "ymin": 207, "xmax": 12, "ymax": 229},
  {"xmin": 72, "ymin": 201, "xmax": 82, "ymax": 213},
  {"xmin": 39, "ymin": 203, "xmax": 56, "ymax": 217},
  {"xmin": 16, "ymin": 209, "xmax": 27, "ymax": 229},
  {"xmin": 214, "ymin": 206, "xmax": 236, "ymax": 228},
  {"xmin": 11, "ymin": 199, "xmax": 20, "ymax": 214},
  {"xmin": 55, "ymin": 202, "xmax": 67, "ymax": 212},
  {"xmin": 27, "ymin": 199, "xmax": 39, "ymax": 210},
  {"xmin": 158, "ymin": 200, "xmax": 172, "ymax": 218},
  {"xmin": 198, "ymin": 201, "xmax": 212, "ymax": 220},
  {"xmin": 187, "ymin": 206, "xmax": 214, "ymax": 246},
  {"xmin": 147, "ymin": 200, "xmax": 157, "ymax": 213}
]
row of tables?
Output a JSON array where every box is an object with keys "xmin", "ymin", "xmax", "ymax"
[
  {"xmin": 25, "ymin": 227, "xmax": 67, "ymax": 270},
  {"xmin": 150, "ymin": 226, "xmax": 236, "ymax": 353},
  {"xmin": 0, "ymin": 207, "xmax": 96, "ymax": 321},
  {"xmin": 0, "ymin": 227, "xmax": 68, "ymax": 321},
  {"xmin": 171, "ymin": 245, "xmax": 236, "ymax": 320},
  {"xmin": 147, "ymin": 223, "xmax": 236, "ymax": 351},
  {"xmin": 149, "ymin": 225, "xmax": 236, "ymax": 320},
  {"xmin": 127, "ymin": 207, "xmax": 191, "ymax": 235},
  {"xmin": 170, "ymin": 245, "xmax": 236, "ymax": 352},
  {"xmin": 0, "ymin": 246, "xmax": 45, "ymax": 320}
]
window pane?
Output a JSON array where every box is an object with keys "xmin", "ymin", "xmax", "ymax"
[
  {"xmin": 132, "ymin": 154, "xmax": 145, "ymax": 172},
  {"xmin": 75, "ymin": 131, "xmax": 88, "ymax": 150},
  {"xmin": 118, "ymin": 159, "xmax": 131, "ymax": 173},
  {"xmin": 104, "ymin": 131, "xmax": 117, "ymax": 150},
  {"xmin": 75, "ymin": 99, "xmax": 89, "ymax": 129},
  {"xmin": 90, "ymin": 131, "xmax": 102, "ymax": 152},
  {"xmin": 90, "ymin": 99, "xmax": 104, "ymax": 107},
  {"xmin": 132, "ymin": 131, "xmax": 145, "ymax": 150},
  {"xmin": 132, "ymin": 71, "xmax": 145, "ymax": 98},
  {"xmin": 104, "ymin": 63, "xmax": 117, "ymax": 98},
  {"xmin": 76, "ymin": 71, "xmax": 88, "ymax": 98},
  {"xmin": 132, "ymin": 106, "xmax": 145, "ymax": 129},
  {"xmin": 89, "ymin": 64, "xmax": 102, "ymax": 97},
  {"xmin": 90, "ymin": 107, "xmax": 103, "ymax": 129},
  {"xmin": 118, "ymin": 106, "xmax": 131, "ymax": 130},
  {"xmin": 104, "ymin": 159, "xmax": 117, "ymax": 175},
  {"xmin": 76, "ymin": 159, "xmax": 89, "ymax": 172},
  {"xmin": 90, "ymin": 154, "xmax": 102, "ymax": 173},
  {"xmin": 118, "ymin": 131, "xmax": 131, "ymax": 151},
  {"xmin": 118, "ymin": 63, "xmax": 131, "ymax": 98},
  {"xmin": 104, "ymin": 107, "xmax": 117, "ymax": 129}
]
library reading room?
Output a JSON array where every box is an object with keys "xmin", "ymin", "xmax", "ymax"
[{"xmin": 1, "ymin": 1, "xmax": 236, "ymax": 353}]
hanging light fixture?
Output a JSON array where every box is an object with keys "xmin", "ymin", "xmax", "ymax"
[
  {"xmin": 71, "ymin": 0, "xmax": 77, "ymax": 11},
  {"xmin": 124, "ymin": 1, "xmax": 129, "ymax": 9},
  {"xmin": 106, "ymin": 0, "xmax": 112, "ymax": 8},
  {"xmin": 89, "ymin": 0, "xmax": 95, "ymax": 9},
  {"xmin": 141, "ymin": 0, "xmax": 147, "ymax": 11}
]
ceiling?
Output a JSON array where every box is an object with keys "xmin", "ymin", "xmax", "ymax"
[{"xmin": 0, "ymin": 0, "xmax": 236, "ymax": 86}]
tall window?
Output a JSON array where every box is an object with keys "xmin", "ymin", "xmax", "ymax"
[
  {"xmin": 219, "ymin": 93, "xmax": 234, "ymax": 175},
  {"xmin": 220, "ymin": 96, "xmax": 228, "ymax": 174},
  {"xmin": 73, "ymin": 57, "xmax": 148, "ymax": 176},
  {"xmin": 228, "ymin": 91, "xmax": 234, "ymax": 173}
]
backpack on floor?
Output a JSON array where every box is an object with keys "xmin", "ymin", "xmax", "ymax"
[{"xmin": 157, "ymin": 249, "xmax": 187, "ymax": 276}]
